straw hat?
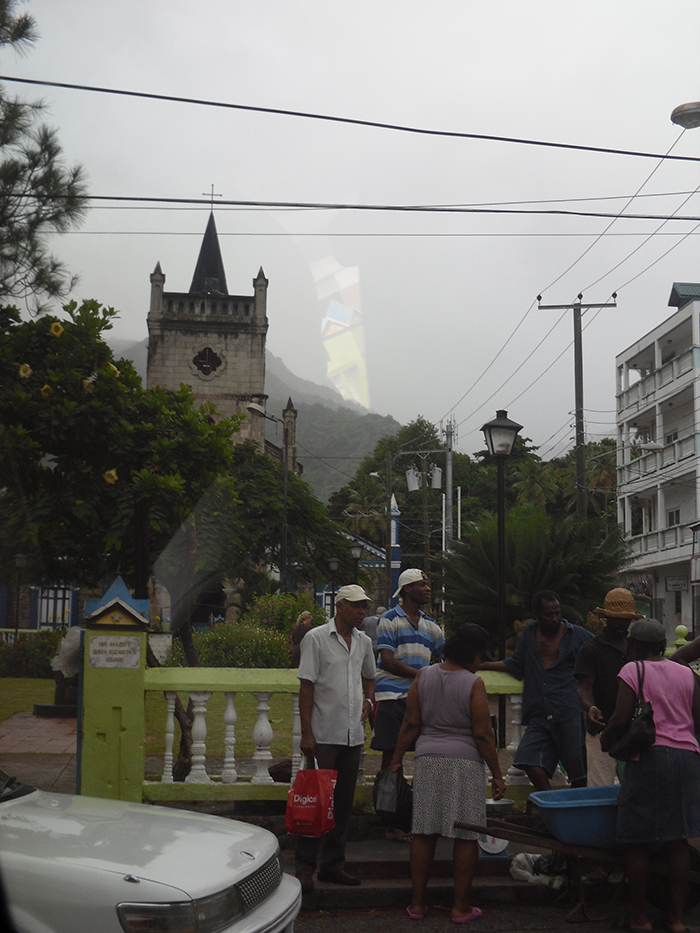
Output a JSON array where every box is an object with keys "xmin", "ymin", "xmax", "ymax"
[{"xmin": 594, "ymin": 587, "xmax": 643, "ymax": 620}]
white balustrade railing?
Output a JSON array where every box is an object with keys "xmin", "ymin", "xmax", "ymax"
[
  {"xmin": 143, "ymin": 668, "xmax": 524, "ymax": 798},
  {"xmin": 152, "ymin": 687, "xmax": 302, "ymax": 788}
]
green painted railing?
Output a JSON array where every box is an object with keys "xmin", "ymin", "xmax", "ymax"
[{"xmin": 140, "ymin": 668, "xmax": 523, "ymax": 805}]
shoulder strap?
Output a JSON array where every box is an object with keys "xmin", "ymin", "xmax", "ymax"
[{"xmin": 635, "ymin": 659, "xmax": 645, "ymax": 699}]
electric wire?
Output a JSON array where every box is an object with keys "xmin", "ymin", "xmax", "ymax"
[
  {"xmin": 583, "ymin": 180, "xmax": 700, "ymax": 296},
  {"xmin": 35, "ymin": 193, "xmax": 700, "ymax": 222},
  {"xmin": 440, "ymin": 140, "xmax": 687, "ymax": 444},
  {"xmin": 445, "ymin": 133, "xmax": 692, "ymax": 449},
  {"xmin": 612, "ymin": 220, "xmax": 700, "ymax": 294},
  {"xmin": 437, "ymin": 299, "xmax": 538, "ymax": 423},
  {"xmin": 3, "ymin": 74, "xmax": 700, "ymax": 163},
  {"xmin": 293, "ymin": 440, "xmax": 357, "ymax": 482},
  {"xmin": 63, "ymin": 229, "xmax": 700, "ymax": 237},
  {"xmin": 537, "ymin": 130, "xmax": 687, "ymax": 299}
]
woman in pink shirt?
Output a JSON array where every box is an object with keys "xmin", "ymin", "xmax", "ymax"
[{"xmin": 602, "ymin": 619, "xmax": 700, "ymax": 933}]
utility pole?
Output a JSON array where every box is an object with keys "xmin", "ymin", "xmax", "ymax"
[
  {"xmin": 421, "ymin": 457, "xmax": 430, "ymax": 572},
  {"xmin": 444, "ymin": 417, "xmax": 454, "ymax": 549},
  {"xmin": 538, "ymin": 294, "xmax": 617, "ymax": 521},
  {"xmin": 385, "ymin": 450, "xmax": 392, "ymax": 606}
]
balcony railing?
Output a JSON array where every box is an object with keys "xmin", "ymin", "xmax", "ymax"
[
  {"xmin": 627, "ymin": 520, "xmax": 695, "ymax": 558},
  {"xmin": 618, "ymin": 433, "xmax": 698, "ymax": 487},
  {"xmin": 617, "ymin": 346, "xmax": 696, "ymax": 413}
]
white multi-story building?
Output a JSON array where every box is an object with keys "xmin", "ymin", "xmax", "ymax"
[{"xmin": 616, "ymin": 282, "xmax": 700, "ymax": 633}]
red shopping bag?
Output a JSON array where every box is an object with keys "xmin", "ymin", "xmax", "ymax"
[{"xmin": 285, "ymin": 759, "xmax": 337, "ymax": 837}]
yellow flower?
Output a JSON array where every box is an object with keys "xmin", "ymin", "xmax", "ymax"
[
  {"xmin": 82, "ymin": 379, "xmax": 94, "ymax": 393},
  {"xmin": 40, "ymin": 384, "xmax": 53, "ymax": 396},
  {"xmin": 50, "ymin": 322, "xmax": 65, "ymax": 338},
  {"xmin": 18, "ymin": 364, "xmax": 32, "ymax": 378},
  {"xmin": 103, "ymin": 468, "xmax": 118, "ymax": 485},
  {"xmin": 108, "ymin": 363, "xmax": 120, "ymax": 376}
]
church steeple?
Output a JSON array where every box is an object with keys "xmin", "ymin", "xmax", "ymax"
[{"xmin": 189, "ymin": 212, "xmax": 228, "ymax": 295}]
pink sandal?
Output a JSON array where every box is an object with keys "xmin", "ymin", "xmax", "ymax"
[
  {"xmin": 406, "ymin": 906, "xmax": 427, "ymax": 920},
  {"xmin": 452, "ymin": 907, "xmax": 483, "ymax": 923}
]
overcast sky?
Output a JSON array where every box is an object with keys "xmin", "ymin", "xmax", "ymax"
[{"xmin": 4, "ymin": 0, "xmax": 700, "ymax": 458}]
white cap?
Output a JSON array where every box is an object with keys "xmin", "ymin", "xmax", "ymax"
[
  {"xmin": 393, "ymin": 569, "xmax": 428, "ymax": 599},
  {"xmin": 335, "ymin": 584, "xmax": 371, "ymax": 603}
]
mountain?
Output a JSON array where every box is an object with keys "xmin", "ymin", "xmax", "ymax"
[{"xmin": 107, "ymin": 339, "xmax": 400, "ymax": 501}]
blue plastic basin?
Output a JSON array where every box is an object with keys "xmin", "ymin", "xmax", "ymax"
[{"xmin": 529, "ymin": 785, "xmax": 622, "ymax": 849}]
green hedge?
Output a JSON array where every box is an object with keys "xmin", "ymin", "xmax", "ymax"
[
  {"xmin": 166, "ymin": 623, "xmax": 289, "ymax": 668},
  {"xmin": 238, "ymin": 593, "xmax": 326, "ymax": 636},
  {"xmin": 0, "ymin": 630, "xmax": 64, "ymax": 678}
]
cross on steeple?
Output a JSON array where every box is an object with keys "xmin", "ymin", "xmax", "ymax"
[{"xmin": 202, "ymin": 185, "xmax": 222, "ymax": 209}]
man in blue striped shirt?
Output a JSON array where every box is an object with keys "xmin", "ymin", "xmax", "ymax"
[{"xmin": 371, "ymin": 570, "xmax": 444, "ymax": 803}]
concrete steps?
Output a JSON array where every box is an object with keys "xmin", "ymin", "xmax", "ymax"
[{"xmin": 280, "ymin": 833, "xmax": 566, "ymax": 911}]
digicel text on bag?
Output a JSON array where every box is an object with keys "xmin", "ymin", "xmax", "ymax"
[{"xmin": 294, "ymin": 794, "xmax": 318, "ymax": 805}]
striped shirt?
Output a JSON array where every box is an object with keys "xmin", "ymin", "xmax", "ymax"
[{"xmin": 375, "ymin": 606, "xmax": 444, "ymax": 701}]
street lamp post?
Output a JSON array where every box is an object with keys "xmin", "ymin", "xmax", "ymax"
[
  {"xmin": 350, "ymin": 543, "xmax": 363, "ymax": 584},
  {"xmin": 13, "ymin": 553, "xmax": 27, "ymax": 641},
  {"xmin": 328, "ymin": 557, "xmax": 340, "ymax": 618},
  {"xmin": 371, "ymin": 449, "xmax": 394, "ymax": 606},
  {"xmin": 247, "ymin": 403, "xmax": 289, "ymax": 591},
  {"xmin": 481, "ymin": 410, "xmax": 523, "ymax": 749}
]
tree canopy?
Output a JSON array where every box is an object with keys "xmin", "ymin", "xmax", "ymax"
[
  {"xmin": 0, "ymin": 300, "xmax": 351, "ymax": 614},
  {"xmin": 441, "ymin": 505, "xmax": 630, "ymax": 643},
  {"xmin": 0, "ymin": 0, "xmax": 88, "ymax": 314}
]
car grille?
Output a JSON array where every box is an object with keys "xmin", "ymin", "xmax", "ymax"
[{"xmin": 237, "ymin": 852, "xmax": 282, "ymax": 913}]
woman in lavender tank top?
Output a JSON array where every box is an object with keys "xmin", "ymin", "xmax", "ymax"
[{"xmin": 391, "ymin": 623, "xmax": 505, "ymax": 924}]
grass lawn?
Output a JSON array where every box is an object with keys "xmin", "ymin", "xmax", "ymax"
[
  {"xmin": 0, "ymin": 678, "xmax": 55, "ymax": 723},
  {"xmin": 0, "ymin": 678, "xmax": 382, "ymax": 763}
]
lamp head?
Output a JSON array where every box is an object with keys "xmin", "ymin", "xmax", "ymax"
[
  {"xmin": 671, "ymin": 101, "xmax": 700, "ymax": 129},
  {"xmin": 480, "ymin": 410, "xmax": 523, "ymax": 457}
]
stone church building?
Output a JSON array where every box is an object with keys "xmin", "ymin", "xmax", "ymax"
[{"xmin": 146, "ymin": 212, "xmax": 271, "ymax": 448}]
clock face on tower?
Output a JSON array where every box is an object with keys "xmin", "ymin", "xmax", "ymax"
[{"xmin": 188, "ymin": 343, "xmax": 228, "ymax": 381}]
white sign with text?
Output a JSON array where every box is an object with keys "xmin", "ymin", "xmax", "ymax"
[{"xmin": 89, "ymin": 635, "xmax": 141, "ymax": 669}]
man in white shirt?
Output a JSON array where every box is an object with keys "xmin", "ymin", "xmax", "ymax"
[{"xmin": 295, "ymin": 584, "xmax": 376, "ymax": 894}]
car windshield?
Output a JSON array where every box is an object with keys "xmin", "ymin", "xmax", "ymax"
[{"xmin": 0, "ymin": 771, "xmax": 35, "ymax": 802}]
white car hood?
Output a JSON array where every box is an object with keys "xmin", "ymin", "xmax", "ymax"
[{"xmin": 0, "ymin": 789, "xmax": 278, "ymax": 897}]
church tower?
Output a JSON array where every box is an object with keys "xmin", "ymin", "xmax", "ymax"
[{"xmin": 146, "ymin": 213, "xmax": 268, "ymax": 445}]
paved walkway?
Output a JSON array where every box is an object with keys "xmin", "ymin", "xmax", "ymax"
[
  {"xmin": 0, "ymin": 713, "xmax": 77, "ymax": 793},
  {"xmin": 0, "ymin": 711, "xmax": 77, "ymax": 754}
]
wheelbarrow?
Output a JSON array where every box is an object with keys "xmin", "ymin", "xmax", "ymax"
[{"xmin": 456, "ymin": 786, "xmax": 700, "ymax": 923}]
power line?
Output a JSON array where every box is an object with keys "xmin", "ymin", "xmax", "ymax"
[
  {"xmin": 438, "ymin": 299, "xmax": 537, "ymax": 423},
  {"xmin": 445, "ymin": 135, "xmax": 693, "ymax": 446},
  {"xmin": 613, "ymin": 220, "xmax": 700, "ymax": 293},
  {"xmin": 63, "ymin": 229, "xmax": 700, "ymax": 238},
  {"xmin": 49, "ymin": 194, "xmax": 700, "ymax": 222},
  {"xmin": 539, "ymin": 130, "xmax": 687, "ymax": 299},
  {"xmin": 3, "ymin": 74, "xmax": 700, "ymax": 164},
  {"xmin": 584, "ymin": 181, "xmax": 700, "ymax": 295}
]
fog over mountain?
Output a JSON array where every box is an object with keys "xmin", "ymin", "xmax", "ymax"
[{"xmin": 108, "ymin": 338, "xmax": 401, "ymax": 501}]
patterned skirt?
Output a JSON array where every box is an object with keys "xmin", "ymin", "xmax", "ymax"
[
  {"xmin": 616, "ymin": 745, "xmax": 700, "ymax": 845},
  {"xmin": 412, "ymin": 755, "xmax": 486, "ymax": 840}
]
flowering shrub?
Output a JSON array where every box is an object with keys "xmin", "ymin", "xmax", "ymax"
[
  {"xmin": 165, "ymin": 623, "xmax": 289, "ymax": 668},
  {"xmin": 238, "ymin": 594, "xmax": 326, "ymax": 637},
  {"xmin": 0, "ymin": 630, "xmax": 64, "ymax": 678}
]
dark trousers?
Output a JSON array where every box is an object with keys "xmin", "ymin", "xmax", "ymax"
[{"xmin": 295, "ymin": 743, "xmax": 362, "ymax": 876}]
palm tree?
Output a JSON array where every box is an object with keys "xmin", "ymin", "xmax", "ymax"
[
  {"xmin": 512, "ymin": 458, "xmax": 559, "ymax": 510},
  {"xmin": 441, "ymin": 506, "xmax": 630, "ymax": 648}
]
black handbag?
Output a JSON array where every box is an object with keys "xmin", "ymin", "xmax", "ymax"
[
  {"xmin": 373, "ymin": 766, "xmax": 413, "ymax": 833},
  {"xmin": 609, "ymin": 660, "xmax": 656, "ymax": 761}
]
